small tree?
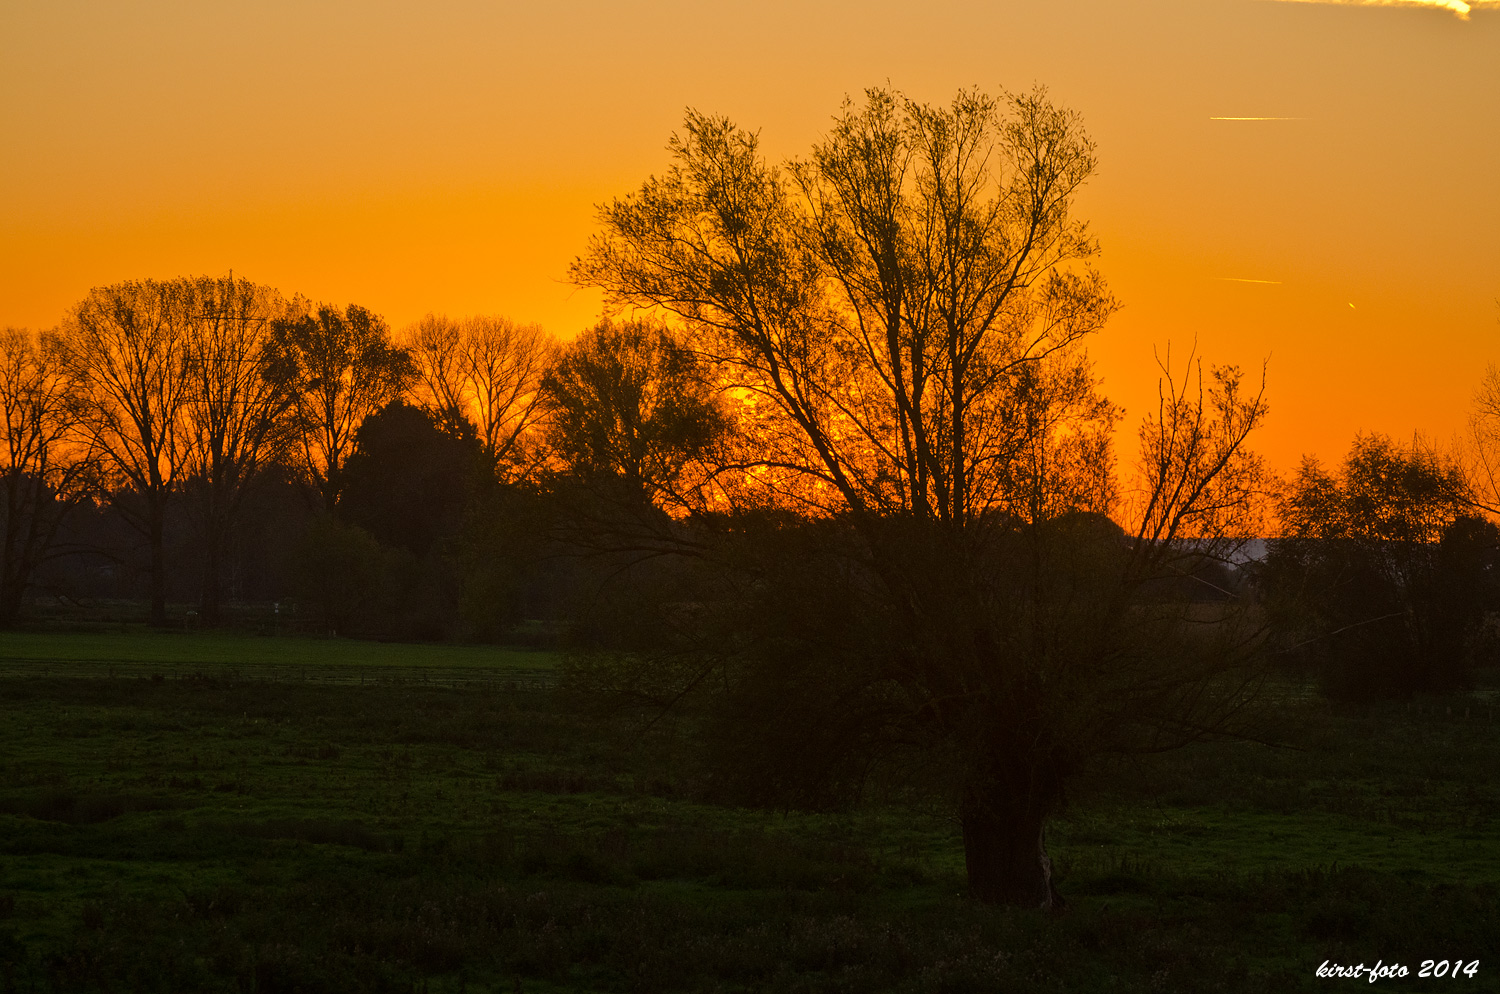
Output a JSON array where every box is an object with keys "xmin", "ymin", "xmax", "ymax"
[
  {"xmin": 1264, "ymin": 434, "xmax": 1490, "ymax": 699},
  {"xmin": 531, "ymin": 318, "xmax": 731, "ymax": 651}
]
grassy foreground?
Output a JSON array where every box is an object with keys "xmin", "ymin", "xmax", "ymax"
[{"xmin": 0, "ymin": 631, "xmax": 1497, "ymax": 992}]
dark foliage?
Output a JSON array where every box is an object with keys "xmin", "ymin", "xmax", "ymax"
[
  {"xmin": 540, "ymin": 318, "xmax": 726, "ymax": 527},
  {"xmin": 340, "ymin": 400, "xmax": 490, "ymax": 558},
  {"xmin": 1264, "ymin": 435, "xmax": 1499, "ymax": 699},
  {"xmin": 288, "ymin": 514, "xmax": 400, "ymax": 636}
]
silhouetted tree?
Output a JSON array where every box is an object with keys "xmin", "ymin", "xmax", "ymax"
[
  {"xmin": 465, "ymin": 317, "xmax": 553, "ymax": 472},
  {"xmin": 339, "ymin": 400, "xmax": 486, "ymax": 558},
  {"xmin": 540, "ymin": 318, "xmax": 727, "ymax": 517},
  {"xmin": 266, "ymin": 304, "xmax": 412, "ymax": 512},
  {"xmin": 530, "ymin": 319, "xmax": 729, "ymax": 643},
  {"xmin": 1264, "ymin": 434, "xmax": 1492, "ymax": 699},
  {"xmin": 0, "ymin": 327, "xmax": 99, "ymax": 625},
  {"xmin": 56, "ymin": 279, "xmax": 196, "ymax": 625},
  {"xmin": 572, "ymin": 87, "xmax": 1270, "ymax": 907},
  {"xmin": 404, "ymin": 314, "xmax": 467, "ymax": 432},
  {"xmin": 181, "ymin": 275, "xmax": 299, "ymax": 623},
  {"xmin": 404, "ymin": 313, "xmax": 554, "ymax": 477},
  {"xmin": 1461, "ymin": 362, "xmax": 1500, "ymax": 516}
]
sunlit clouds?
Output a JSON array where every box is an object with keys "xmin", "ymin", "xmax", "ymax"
[{"xmin": 1265, "ymin": 0, "xmax": 1500, "ymax": 20}]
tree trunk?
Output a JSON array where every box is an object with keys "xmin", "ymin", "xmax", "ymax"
[
  {"xmin": 960, "ymin": 777, "xmax": 1063, "ymax": 909},
  {"xmin": 0, "ymin": 577, "xmax": 23, "ymax": 629},
  {"xmin": 1, "ymin": 526, "xmax": 22, "ymax": 628},
  {"xmin": 1, "ymin": 481, "xmax": 26, "ymax": 627},
  {"xmin": 148, "ymin": 500, "xmax": 167, "ymax": 627},
  {"xmin": 200, "ymin": 489, "xmax": 229, "ymax": 627},
  {"xmin": 200, "ymin": 529, "xmax": 222, "ymax": 626}
]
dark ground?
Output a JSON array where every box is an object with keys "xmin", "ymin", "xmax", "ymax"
[{"xmin": 1, "ymin": 629, "xmax": 1497, "ymax": 992}]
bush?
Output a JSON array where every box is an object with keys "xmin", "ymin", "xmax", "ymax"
[{"xmin": 288, "ymin": 515, "xmax": 396, "ymax": 636}]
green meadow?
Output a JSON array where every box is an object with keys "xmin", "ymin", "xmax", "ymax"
[{"xmin": 1, "ymin": 631, "xmax": 1497, "ymax": 992}]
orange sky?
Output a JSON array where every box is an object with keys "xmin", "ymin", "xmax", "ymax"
[{"xmin": 3, "ymin": 0, "xmax": 1496, "ymax": 474}]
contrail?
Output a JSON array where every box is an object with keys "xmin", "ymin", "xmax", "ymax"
[
  {"xmin": 1264, "ymin": 0, "xmax": 1500, "ymax": 20},
  {"xmin": 1215, "ymin": 278, "xmax": 1284, "ymax": 284},
  {"xmin": 1209, "ymin": 116, "xmax": 1306, "ymax": 121}
]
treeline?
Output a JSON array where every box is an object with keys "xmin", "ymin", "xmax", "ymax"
[
  {"xmin": 0, "ymin": 275, "xmax": 600, "ymax": 639},
  {"xmin": 5, "ymin": 275, "xmax": 1500, "ymax": 706}
]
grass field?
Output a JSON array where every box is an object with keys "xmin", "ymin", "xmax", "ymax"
[
  {"xmin": 1, "ymin": 630, "xmax": 1497, "ymax": 992},
  {"xmin": 0, "ymin": 630, "xmax": 555, "ymax": 682}
]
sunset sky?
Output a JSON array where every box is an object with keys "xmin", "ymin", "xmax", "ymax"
[{"xmin": 3, "ymin": 0, "xmax": 1496, "ymax": 473}]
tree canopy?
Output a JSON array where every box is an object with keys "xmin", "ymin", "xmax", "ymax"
[
  {"xmin": 339, "ymin": 400, "xmax": 487, "ymax": 558},
  {"xmin": 266, "ymin": 304, "xmax": 413, "ymax": 512},
  {"xmin": 574, "ymin": 87, "xmax": 1119, "ymax": 527},
  {"xmin": 540, "ymin": 318, "xmax": 727, "ymax": 514}
]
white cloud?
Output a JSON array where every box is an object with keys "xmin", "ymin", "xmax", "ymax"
[{"xmin": 1265, "ymin": 0, "xmax": 1500, "ymax": 19}]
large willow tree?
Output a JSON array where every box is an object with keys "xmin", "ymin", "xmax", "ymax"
[{"xmin": 574, "ymin": 87, "xmax": 1269, "ymax": 907}]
